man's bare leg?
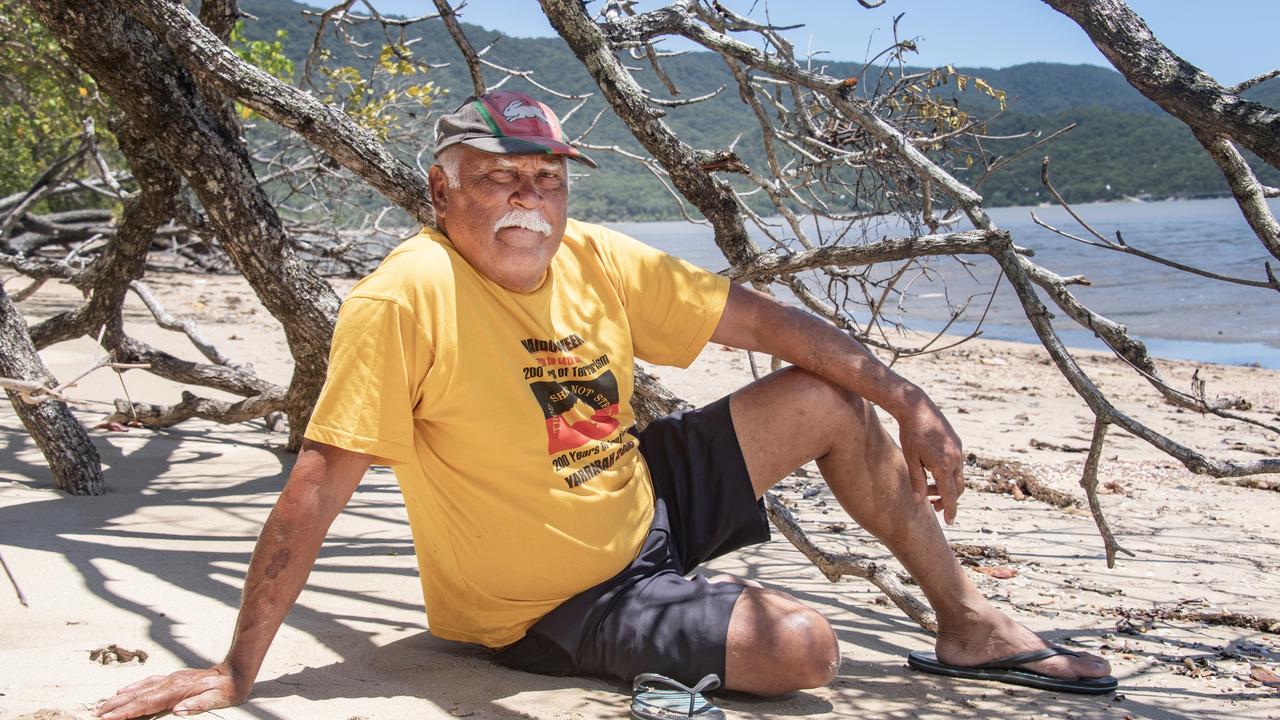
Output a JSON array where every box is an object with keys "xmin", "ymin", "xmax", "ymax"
[{"xmin": 718, "ymin": 367, "xmax": 1110, "ymax": 695}]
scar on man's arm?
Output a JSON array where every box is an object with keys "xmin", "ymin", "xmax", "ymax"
[{"xmin": 265, "ymin": 547, "xmax": 290, "ymax": 579}]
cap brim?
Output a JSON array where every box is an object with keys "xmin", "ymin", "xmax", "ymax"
[{"xmin": 451, "ymin": 134, "xmax": 598, "ymax": 169}]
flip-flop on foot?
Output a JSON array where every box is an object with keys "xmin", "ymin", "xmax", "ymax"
[
  {"xmin": 631, "ymin": 673, "xmax": 725, "ymax": 719},
  {"xmin": 908, "ymin": 646, "xmax": 1118, "ymax": 695}
]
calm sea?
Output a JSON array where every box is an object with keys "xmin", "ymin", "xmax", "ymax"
[{"xmin": 607, "ymin": 197, "xmax": 1280, "ymax": 369}]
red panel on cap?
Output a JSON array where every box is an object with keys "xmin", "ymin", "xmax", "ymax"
[{"xmin": 480, "ymin": 90, "xmax": 566, "ymax": 142}]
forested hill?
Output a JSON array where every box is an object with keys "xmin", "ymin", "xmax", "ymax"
[{"xmin": 239, "ymin": 0, "xmax": 1280, "ymax": 220}]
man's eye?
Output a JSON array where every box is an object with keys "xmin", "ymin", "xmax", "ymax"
[{"xmin": 489, "ymin": 171, "xmax": 516, "ymax": 182}]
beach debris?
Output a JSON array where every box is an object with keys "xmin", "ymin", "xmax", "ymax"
[
  {"xmin": 1064, "ymin": 576, "xmax": 1125, "ymax": 597},
  {"xmin": 1219, "ymin": 477, "xmax": 1280, "ymax": 492},
  {"xmin": 89, "ymin": 644, "xmax": 148, "ymax": 665},
  {"xmin": 1178, "ymin": 656, "xmax": 1224, "ymax": 679},
  {"xmin": 1030, "ymin": 438, "xmax": 1089, "ymax": 453},
  {"xmin": 1116, "ymin": 617, "xmax": 1153, "ymax": 635},
  {"xmin": 950, "ymin": 542, "xmax": 1010, "ymax": 566},
  {"xmin": 972, "ymin": 566, "xmax": 1018, "ymax": 579},
  {"xmin": 964, "ymin": 454, "xmax": 1080, "ymax": 508},
  {"xmin": 1105, "ymin": 604, "xmax": 1280, "ymax": 635},
  {"xmin": 821, "ymin": 522, "xmax": 848, "ymax": 533},
  {"xmin": 1249, "ymin": 665, "xmax": 1280, "ymax": 688}
]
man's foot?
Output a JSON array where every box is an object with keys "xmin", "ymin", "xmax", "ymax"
[{"xmin": 933, "ymin": 607, "xmax": 1111, "ymax": 682}]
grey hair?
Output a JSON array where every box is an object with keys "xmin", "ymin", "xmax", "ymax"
[
  {"xmin": 436, "ymin": 144, "xmax": 464, "ymax": 189},
  {"xmin": 433, "ymin": 146, "xmax": 571, "ymax": 191}
]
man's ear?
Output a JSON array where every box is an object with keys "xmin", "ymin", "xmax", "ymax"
[{"xmin": 427, "ymin": 165, "xmax": 449, "ymax": 220}]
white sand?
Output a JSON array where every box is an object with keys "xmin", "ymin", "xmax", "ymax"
[{"xmin": 2, "ymin": 275, "xmax": 1278, "ymax": 719}]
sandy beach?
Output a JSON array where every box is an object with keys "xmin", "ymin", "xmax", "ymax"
[{"xmin": 2, "ymin": 273, "xmax": 1279, "ymax": 720}]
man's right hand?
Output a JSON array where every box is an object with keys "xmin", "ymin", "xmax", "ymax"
[
  {"xmin": 95, "ymin": 663, "xmax": 249, "ymax": 719},
  {"xmin": 93, "ymin": 441, "xmax": 372, "ymax": 720}
]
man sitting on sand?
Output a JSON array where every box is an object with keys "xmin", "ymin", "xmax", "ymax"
[{"xmin": 94, "ymin": 91, "xmax": 1114, "ymax": 720}]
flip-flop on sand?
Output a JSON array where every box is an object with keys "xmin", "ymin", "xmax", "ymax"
[
  {"xmin": 908, "ymin": 647, "xmax": 1119, "ymax": 695},
  {"xmin": 631, "ymin": 673, "xmax": 725, "ymax": 719}
]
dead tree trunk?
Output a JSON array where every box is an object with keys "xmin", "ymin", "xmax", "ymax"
[
  {"xmin": 30, "ymin": 0, "xmax": 341, "ymax": 451},
  {"xmin": 0, "ymin": 283, "xmax": 103, "ymax": 496}
]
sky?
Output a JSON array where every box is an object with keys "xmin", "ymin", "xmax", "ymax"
[{"xmin": 299, "ymin": 1, "xmax": 1278, "ymax": 85}]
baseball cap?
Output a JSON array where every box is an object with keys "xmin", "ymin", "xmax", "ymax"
[{"xmin": 434, "ymin": 90, "xmax": 598, "ymax": 169}]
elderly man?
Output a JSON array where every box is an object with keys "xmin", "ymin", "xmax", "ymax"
[{"xmin": 95, "ymin": 91, "xmax": 1113, "ymax": 720}]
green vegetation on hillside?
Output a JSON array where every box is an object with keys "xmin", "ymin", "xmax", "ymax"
[{"xmin": 9, "ymin": 0, "xmax": 1275, "ymax": 221}]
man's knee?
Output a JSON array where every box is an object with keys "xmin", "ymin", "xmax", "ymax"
[
  {"xmin": 779, "ymin": 607, "xmax": 840, "ymax": 688},
  {"xmin": 729, "ymin": 590, "xmax": 841, "ymax": 694}
]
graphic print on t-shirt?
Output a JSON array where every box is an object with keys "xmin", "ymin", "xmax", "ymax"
[{"xmin": 520, "ymin": 333, "xmax": 634, "ymax": 488}]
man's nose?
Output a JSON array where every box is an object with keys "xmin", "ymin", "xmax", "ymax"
[{"xmin": 510, "ymin": 175, "xmax": 544, "ymax": 208}]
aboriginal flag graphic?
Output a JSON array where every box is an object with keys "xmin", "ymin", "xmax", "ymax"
[{"xmin": 527, "ymin": 369, "xmax": 621, "ymax": 454}]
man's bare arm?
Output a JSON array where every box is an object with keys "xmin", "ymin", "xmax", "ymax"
[
  {"xmin": 95, "ymin": 440, "xmax": 372, "ymax": 719},
  {"xmin": 710, "ymin": 283, "xmax": 966, "ymax": 523}
]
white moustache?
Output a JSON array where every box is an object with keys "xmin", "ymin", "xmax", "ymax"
[{"xmin": 494, "ymin": 210, "xmax": 552, "ymax": 236}]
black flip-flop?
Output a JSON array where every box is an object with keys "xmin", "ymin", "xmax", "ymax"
[{"xmin": 907, "ymin": 646, "xmax": 1118, "ymax": 695}]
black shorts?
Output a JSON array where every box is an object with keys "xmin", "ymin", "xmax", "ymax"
[{"xmin": 494, "ymin": 395, "xmax": 771, "ymax": 685}]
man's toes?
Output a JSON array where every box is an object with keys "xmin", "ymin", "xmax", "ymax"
[
  {"xmin": 1072, "ymin": 650, "xmax": 1111, "ymax": 677},
  {"xmin": 1040, "ymin": 650, "xmax": 1109, "ymax": 680}
]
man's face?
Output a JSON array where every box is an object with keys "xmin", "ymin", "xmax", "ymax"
[{"xmin": 429, "ymin": 145, "xmax": 570, "ymax": 293}]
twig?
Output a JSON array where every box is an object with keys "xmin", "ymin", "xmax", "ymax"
[
  {"xmin": 0, "ymin": 551, "xmax": 27, "ymax": 607},
  {"xmin": 81, "ymin": 117, "xmax": 125, "ymax": 199},
  {"xmin": 1030, "ymin": 209, "xmax": 1278, "ymax": 291},
  {"xmin": 11, "ymin": 278, "xmax": 47, "ymax": 303},
  {"xmin": 1079, "ymin": 419, "xmax": 1133, "ymax": 568},
  {"xmin": 128, "ymin": 281, "xmax": 250, "ymax": 370},
  {"xmin": 432, "ymin": 0, "xmax": 486, "ymax": 95},
  {"xmin": 1231, "ymin": 68, "xmax": 1280, "ymax": 95},
  {"xmin": 764, "ymin": 493, "xmax": 937, "ymax": 634}
]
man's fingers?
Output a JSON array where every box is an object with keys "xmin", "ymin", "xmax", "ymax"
[
  {"xmin": 938, "ymin": 462, "xmax": 960, "ymax": 525},
  {"xmin": 95, "ymin": 693, "xmax": 134, "ymax": 718},
  {"xmin": 116, "ymin": 675, "xmax": 167, "ymax": 694},
  {"xmin": 96, "ymin": 670, "xmax": 233, "ymax": 720},
  {"xmin": 174, "ymin": 687, "xmax": 234, "ymax": 717},
  {"xmin": 907, "ymin": 456, "xmax": 927, "ymax": 502}
]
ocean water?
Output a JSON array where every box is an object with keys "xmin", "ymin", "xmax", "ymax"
[{"xmin": 606, "ymin": 197, "xmax": 1280, "ymax": 368}]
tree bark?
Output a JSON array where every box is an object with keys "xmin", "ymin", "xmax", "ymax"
[{"xmin": 0, "ymin": 283, "xmax": 104, "ymax": 496}]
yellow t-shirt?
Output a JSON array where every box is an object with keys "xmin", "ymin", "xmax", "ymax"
[{"xmin": 304, "ymin": 219, "xmax": 730, "ymax": 647}]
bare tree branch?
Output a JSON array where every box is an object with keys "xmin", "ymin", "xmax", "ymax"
[
  {"xmin": 432, "ymin": 0, "xmax": 486, "ymax": 96},
  {"xmin": 1042, "ymin": 0, "xmax": 1280, "ymax": 170}
]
